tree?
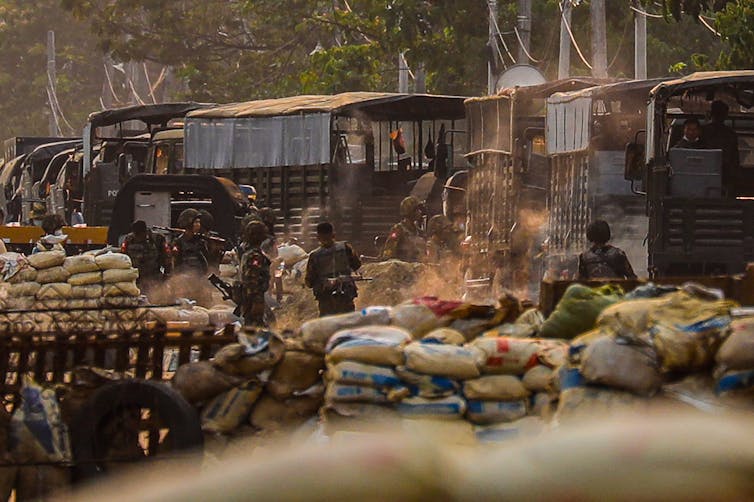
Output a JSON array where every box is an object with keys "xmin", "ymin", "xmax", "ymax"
[{"xmin": 0, "ymin": 0, "xmax": 102, "ymax": 140}]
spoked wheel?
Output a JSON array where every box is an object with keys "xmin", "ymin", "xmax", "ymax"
[{"xmin": 70, "ymin": 379, "xmax": 203, "ymax": 482}]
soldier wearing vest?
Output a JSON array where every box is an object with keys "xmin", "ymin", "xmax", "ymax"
[
  {"xmin": 172, "ymin": 210, "xmax": 209, "ymax": 274},
  {"xmin": 121, "ymin": 220, "xmax": 171, "ymax": 288},
  {"xmin": 240, "ymin": 221, "xmax": 271, "ymax": 326},
  {"xmin": 305, "ymin": 222, "xmax": 362, "ymax": 317},
  {"xmin": 577, "ymin": 220, "xmax": 637, "ymax": 281},
  {"xmin": 382, "ymin": 196, "xmax": 426, "ymax": 262}
]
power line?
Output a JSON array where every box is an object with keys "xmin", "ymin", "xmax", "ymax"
[
  {"xmin": 513, "ymin": 26, "xmax": 541, "ymax": 63},
  {"xmin": 558, "ymin": 0, "xmax": 593, "ymax": 70},
  {"xmin": 487, "ymin": 2, "xmax": 516, "ymax": 65}
]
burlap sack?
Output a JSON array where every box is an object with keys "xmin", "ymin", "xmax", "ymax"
[
  {"xmin": 172, "ymin": 361, "xmax": 244, "ymax": 404},
  {"xmin": 267, "ymin": 350, "xmax": 324, "ymax": 399},
  {"xmin": 36, "ymin": 283, "xmax": 72, "ymax": 300},
  {"xmin": 103, "ymin": 282, "xmax": 140, "ymax": 297},
  {"xmin": 36, "ymin": 266, "xmax": 71, "ymax": 284},
  {"xmin": 249, "ymin": 393, "xmax": 322, "ymax": 432},
  {"xmin": 68, "ymin": 271, "xmax": 102, "ymax": 286},
  {"xmin": 201, "ymin": 383, "xmax": 264, "ymax": 434},
  {"xmin": 7, "ymin": 267, "xmax": 37, "ymax": 284},
  {"xmin": 10, "ymin": 282, "xmax": 41, "ymax": 298},
  {"xmin": 102, "ymin": 268, "xmax": 139, "ymax": 284},
  {"xmin": 27, "ymin": 250, "xmax": 66, "ymax": 270},
  {"xmin": 212, "ymin": 332, "xmax": 285, "ymax": 377},
  {"xmin": 63, "ymin": 254, "xmax": 99, "ymax": 274},
  {"xmin": 95, "ymin": 252, "xmax": 132, "ymax": 270},
  {"xmin": 70, "ymin": 284, "xmax": 103, "ymax": 299}
]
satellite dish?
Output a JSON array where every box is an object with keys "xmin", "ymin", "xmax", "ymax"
[{"xmin": 496, "ymin": 64, "xmax": 547, "ymax": 92}]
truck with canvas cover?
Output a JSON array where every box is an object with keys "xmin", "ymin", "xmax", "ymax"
[
  {"xmin": 625, "ymin": 71, "xmax": 754, "ymax": 276},
  {"xmin": 79, "ymin": 102, "xmax": 210, "ymax": 226},
  {"xmin": 463, "ymin": 79, "xmax": 607, "ymax": 298},
  {"xmin": 183, "ymin": 92, "xmax": 467, "ymax": 253},
  {"xmin": 545, "ymin": 78, "xmax": 668, "ymax": 279}
]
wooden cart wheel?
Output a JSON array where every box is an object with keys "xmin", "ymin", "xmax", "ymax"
[{"xmin": 70, "ymin": 379, "xmax": 203, "ymax": 482}]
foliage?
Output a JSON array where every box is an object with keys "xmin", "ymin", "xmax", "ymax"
[{"xmin": 0, "ymin": 0, "xmax": 101, "ymax": 141}]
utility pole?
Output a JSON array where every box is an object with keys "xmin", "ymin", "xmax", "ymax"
[
  {"xmin": 590, "ymin": 0, "xmax": 608, "ymax": 78},
  {"xmin": 517, "ymin": 0, "xmax": 532, "ymax": 64},
  {"xmin": 558, "ymin": 0, "xmax": 571, "ymax": 79},
  {"xmin": 633, "ymin": 0, "xmax": 647, "ymax": 79},
  {"xmin": 46, "ymin": 30, "xmax": 59, "ymax": 136},
  {"xmin": 398, "ymin": 52, "xmax": 409, "ymax": 93},
  {"xmin": 415, "ymin": 64, "xmax": 426, "ymax": 94},
  {"xmin": 488, "ymin": 0, "xmax": 498, "ymax": 94}
]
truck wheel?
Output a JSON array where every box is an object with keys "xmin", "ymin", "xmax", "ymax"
[{"xmin": 70, "ymin": 379, "xmax": 203, "ymax": 482}]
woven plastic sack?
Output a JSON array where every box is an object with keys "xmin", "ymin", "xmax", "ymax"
[
  {"xmin": 103, "ymin": 281, "xmax": 140, "ymax": 297},
  {"xmin": 95, "ymin": 252, "xmax": 132, "ymax": 270},
  {"xmin": 213, "ymin": 331, "xmax": 285, "ymax": 377},
  {"xmin": 70, "ymin": 284, "xmax": 103, "ymax": 299},
  {"xmin": 36, "ymin": 266, "xmax": 71, "ymax": 284},
  {"xmin": 394, "ymin": 366, "xmax": 460, "ymax": 398},
  {"xmin": 10, "ymin": 282, "xmax": 41, "ymax": 298},
  {"xmin": 463, "ymin": 375, "xmax": 530, "ymax": 401},
  {"xmin": 404, "ymin": 341, "xmax": 484, "ymax": 380},
  {"xmin": 325, "ymin": 384, "xmax": 391, "ymax": 404},
  {"xmin": 465, "ymin": 400, "xmax": 527, "ymax": 425},
  {"xmin": 326, "ymin": 361, "xmax": 402, "ymax": 389},
  {"xmin": 422, "ymin": 328, "xmax": 466, "ymax": 345},
  {"xmin": 36, "ymin": 283, "xmax": 72, "ymax": 300},
  {"xmin": 7, "ymin": 267, "xmax": 36, "ymax": 284},
  {"xmin": 201, "ymin": 382, "xmax": 263, "ymax": 434},
  {"xmin": 68, "ymin": 271, "xmax": 102, "ymax": 286},
  {"xmin": 716, "ymin": 317, "xmax": 754, "ymax": 371},
  {"xmin": 63, "ymin": 255, "xmax": 99, "ymax": 274},
  {"xmin": 390, "ymin": 304, "xmax": 442, "ymax": 338},
  {"xmin": 102, "ymin": 268, "xmax": 139, "ymax": 284},
  {"xmin": 326, "ymin": 325, "xmax": 411, "ymax": 367},
  {"xmin": 522, "ymin": 365, "xmax": 553, "ymax": 392},
  {"xmin": 27, "ymin": 250, "xmax": 66, "ymax": 270},
  {"xmin": 539, "ymin": 284, "xmax": 624, "ymax": 339},
  {"xmin": 581, "ymin": 335, "xmax": 662, "ymax": 396},
  {"xmin": 267, "ymin": 350, "xmax": 325, "ymax": 400},
  {"xmin": 471, "ymin": 337, "xmax": 541, "ymax": 375},
  {"xmin": 301, "ymin": 307, "xmax": 392, "ymax": 354},
  {"xmin": 396, "ymin": 395, "xmax": 467, "ymax": 419}
]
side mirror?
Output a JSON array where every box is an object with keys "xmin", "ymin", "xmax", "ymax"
[{"xmin": 624, "ymin": 142, "xmax": 645, "ymax": 181}]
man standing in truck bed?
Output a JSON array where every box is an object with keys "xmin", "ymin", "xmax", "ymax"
[
  {"xmin": 305, "ymin": 222, "xmax": 362, "ymax": 316},
  {"xmin": 703, "ymin": 100, "xmax": 740, "ymax": 196}
]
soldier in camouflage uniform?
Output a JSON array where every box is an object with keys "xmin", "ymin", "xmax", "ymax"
[
  {"xmin": 382, "ymin": 196, "xmax": 426, "ymax": 262},
  {"xmin": 172, "ymin": 210, "xmax": 209, "ymax": 274},
  {"xmin": 425, "ymin": 214, "xmax": 461, "ymax": 264},
  {"xmin": 240, "ymin": 221, "xmax": 271, "ymax": 326},
  {"xmin": 577, "ymin": 220, "xmax": 637, "ymax": 280},
  {"xmin": 306, "ymin": 222, "xmax": 362, "ymax": 317},
  {"xmin": 121, "ymin": 220, "xmax": 171, "ymax": 288}
]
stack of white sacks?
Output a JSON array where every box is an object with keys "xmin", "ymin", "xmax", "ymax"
[
  {"xmin": 301, "ymin": 303, "xmax": 568, "ymax": 441},
  {"xmin": 0, "ymin": 249, "xmax": 145, "ymax": 332}
]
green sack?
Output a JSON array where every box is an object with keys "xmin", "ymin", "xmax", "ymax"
[{"xmin": 539, "ymin": 284, "xmax": 623, "ymax": 339}]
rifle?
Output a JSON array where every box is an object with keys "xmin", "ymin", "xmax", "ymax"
[
  {"xmin": 208, "ymin": 273, "xmax": 242, "ymax": 316},
  {"xmin": 153, "ymin": 226, "xmax": 227, "ymax": 245},
  {"xmin": 359, "ymin": 254, "xmax": 384, "ymax": 264},
  {"xmin": 324, "ymin": 274, "xmax": 374, "ymax": 296}
]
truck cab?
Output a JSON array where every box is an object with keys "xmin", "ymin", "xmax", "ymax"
[{"xmin": 626, "ymin": 71, "xmax": 754, "ymax": 276}]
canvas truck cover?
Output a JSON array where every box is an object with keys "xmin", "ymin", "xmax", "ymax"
[
  {"xmin": 546, "ymin": 78, "xmax": 669, "ymax": 155},
  {"xmin": 465, "ymin": 79, "xmax": 611, "ymax": 157},
  {"xmin": 184, "ymin": 92, "xmax": 466, "ymax": 170}
]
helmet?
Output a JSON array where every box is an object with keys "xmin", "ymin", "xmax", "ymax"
[
  {"xmin": 427, "ymin": 214, "xmax": 452, "ymax": 236},
  {"xmin": 399, "ymin": 196, "xmax": 421, "ymax": 218},
  {"xmin": 198, "ymin": 209, "xmax": 214, "ymax": 232},
  {"xmin": 41, "ymin": 214, "xmax": 64, "ymax": 235},
  {"xmin": 177, "ymin": 208, "xmax": 200, "ymax": 230},
  {"xmin": 244, "ymin": 220, "xmax": 268, "ymax": 246},
  {"xmin": 258, "ymin": 207, "xmax": 276, "ymax": 233}
]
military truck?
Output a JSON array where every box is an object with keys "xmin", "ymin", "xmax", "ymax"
[
  {"xmin": 544, "ymin": 78, "xmax": 668, "ymax": 279},
  {"xmin": 625, "ymin": 71, "xmax": 754, "ymax": 276},
  {"xmin": 462, "ymin": 79, "xmax": 607, "ymax": 298},
  {"xmin": 183, "ymin": 92, "xmax": 467, "ymax": 253}
]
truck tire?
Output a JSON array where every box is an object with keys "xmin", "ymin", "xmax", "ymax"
[{"xmin": 70, "ymin": 379, "xmax": 203, "ymax": 482}]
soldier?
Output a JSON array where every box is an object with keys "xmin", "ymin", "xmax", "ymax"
[
  {"xmin": 33, "ymin": 214, "xmax": 67, "ymax": 253},
  {"xmin": 121, "ymin": 220, "xmax": 171, "ymax": 288},
  {"xmin": 305, "ymin": 222, "xmax": 362, "ymax": 317},
  {"xmin": 240, "ymin": 221, "xmax": 271, "ymax": 326},
  {"xmin": 382, "ymin": 196, "xmax": 426, "ymax": 262},
  {"xmin": 172, "ymin": 209, "xmax": 209, "ymax": 275},
  {"xmin": 577, "ymin": 220, "xmax": 637, "ymax": 281},
  {"xmin": 425, "ymin": 214, "xmax": 461, "ymax": 263}
]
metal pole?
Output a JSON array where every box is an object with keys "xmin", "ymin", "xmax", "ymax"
[
  {"xmin": 46, "ymin": 30, "xmax": 59, "ymax": 136},
  {"xmin": 633, "ymin": 0, "xmax": 647, "ymax": 79},
  {"xmin": 517, "ymin": 0, "xmax": 532, "ymax": 64},
  {"xmin": 415, "ymin": 64, "xmax": 426, "ymax": 93},
  {"xmin": 558, "ymin": 0, "xmax": 571, "ymax": 79},
  {"xmin": 590, "ymin": 0, "xmax": 608, "ymax": 78},
  {"xmin": 488, "ymin": 0, "xmax": 498, "ymax": 95}
]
